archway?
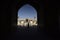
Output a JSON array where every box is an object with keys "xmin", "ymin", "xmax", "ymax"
[
  {"xmin": 11, "ymin": 0, "xmax": 44, "ymax": 32},
  {"xmin": 17, "ymin": 4, "xmax": 38, "ymax": 28}
]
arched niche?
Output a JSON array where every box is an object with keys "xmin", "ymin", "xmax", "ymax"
[
  {"xmin": 11, "ymin": 0, "xmax": 44, "ymax": 31},
  {"xmin": 17, "ymin": 4, "xmax": 38, "ymax": 27},
  {"xmin": 16, "ymin": 3, "xmax": 39, "ymax": 26}
]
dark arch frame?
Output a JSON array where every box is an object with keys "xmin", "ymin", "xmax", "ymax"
[
  {"xmin": 17, "ymin": 1, "xmax": 43, "ymax": 25},
  {"xmin": 11, "ymin": 0, "xmax": 44, "ymax": 31}
]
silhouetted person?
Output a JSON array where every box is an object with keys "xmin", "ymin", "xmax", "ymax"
[
  {"xmin": 26, "ymin": 19, "xmax": 29, "ymax": 28},
  {"xmin": 28, "ymin": 22, "xmax": 29, "ymax": 28}
]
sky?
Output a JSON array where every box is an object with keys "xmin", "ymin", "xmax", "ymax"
[{"xmin": 18, "ymin": 4, "xmax": 37, "ymax": 20}]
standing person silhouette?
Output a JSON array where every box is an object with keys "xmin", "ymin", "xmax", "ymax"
[{"xmin": 26, "ymin": 19, "xmax": 29, "ymax": 28}]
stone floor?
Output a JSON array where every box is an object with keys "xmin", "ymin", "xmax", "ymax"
[{"xmin": 8, "ymin": 26, "xmax": 53, "ymax": 40}]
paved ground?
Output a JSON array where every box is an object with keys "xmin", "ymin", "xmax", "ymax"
[{"xmin": 9, "ymin": 26, "xmax": 53, "ymax": 40}]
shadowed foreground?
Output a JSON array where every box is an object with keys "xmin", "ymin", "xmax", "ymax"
[{"xmin": 10, "ymin": 26, "xmax": 53, "ymax": 40}]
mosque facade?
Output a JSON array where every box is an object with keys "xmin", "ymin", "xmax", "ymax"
[{"xmin": 17, "ymin": 18, "xmax": 38, "ymax": 26}]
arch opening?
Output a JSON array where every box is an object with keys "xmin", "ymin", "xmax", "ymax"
[{"xmin": 17, "ymin": 4, "xmax": 38, "ymax": 27}]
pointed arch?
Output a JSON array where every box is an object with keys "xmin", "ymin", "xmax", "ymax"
[{"xmin": 17, "ymin": 4, "xmax": 38, "ymax": 27}]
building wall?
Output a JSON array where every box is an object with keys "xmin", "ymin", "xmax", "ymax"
[
  {"xmin": 1, "ymin": 0, "xmax": 59, "ymax": 40},
  {"xmin": 17, "ymin": 19, "xmax": 37, "ymax": 26}
]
